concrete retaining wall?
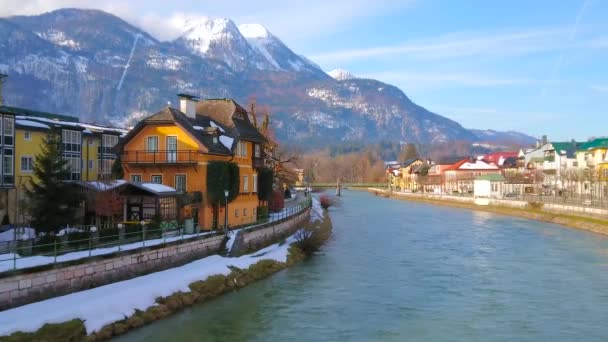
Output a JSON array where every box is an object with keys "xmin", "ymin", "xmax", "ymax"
[
  {"xmin": 0, "ymin": 208, "xmax": 310, "ymax": 310},
  {"xmin": 370, "ymin": 188, "xmax": 608, "ymax": 217}
]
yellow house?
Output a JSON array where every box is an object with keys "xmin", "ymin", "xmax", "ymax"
[
  {"xmin": 0, "ymin": 106, "xmax": 127, "ymax": 224},
  {"xmin": 576, "ymin": 138, "xmax": 608, "ymax": 170},
  {"xmin": 117, "ymin": 95, "xmax": 267, "ymax": 230},
  {"xmin": 399, "ymin": 158, "xmax": 423, "ymax": 191}
]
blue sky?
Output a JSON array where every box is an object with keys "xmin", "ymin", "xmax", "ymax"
[{"xmin": 2, "ymin": 0, "xmax": 607, "ymax": 140}]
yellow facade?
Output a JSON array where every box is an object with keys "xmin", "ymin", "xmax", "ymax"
[{"xmin": 121, "ymin": 121, "xmax": 261, "ymax": 230}]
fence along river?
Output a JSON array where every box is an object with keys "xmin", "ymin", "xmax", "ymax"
[{"xmin": 118, "ymin": 190, "xmax": 608, "ymax": 341}]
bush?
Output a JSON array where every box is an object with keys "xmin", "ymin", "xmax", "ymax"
[
  {"xmin": 257, "ymin": 206, "xmax": 269, "ymax": 221},
  {"xmin": 67, "ymin": 231, "xmax": 91, "ymax": 249},
  {"xmin": 319, "ymin": 195, "xmax": 334, "ymax": 210},
  {"xmin": 268, "ymin": 190, "xmax": 285, "ymax": 213},
  {"xmin": 99, "ymin": 227, "xmax": 120, "ymax": 245},
  {"xmin": 527, "ymin": 201, "xmax": 544, "ymax": 210},
  {"xmin": 30, "ymin": 234, "xmax": 58, "ymax": 255}
]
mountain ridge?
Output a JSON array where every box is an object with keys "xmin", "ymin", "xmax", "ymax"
[{"xmin": 0, "ymin": 8, "xmax": 536, "ymax": 148}]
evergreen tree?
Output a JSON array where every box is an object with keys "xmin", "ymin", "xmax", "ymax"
[
  {"xmin": 257, "ymin": 167, "xmax": 274, "ymax": 204},
  {"xmin": 111, "ymin": 156, "xmax": 124, "ymax": 179},
  {"xmin": 206, "ymin": 161, "xmax": 240, "ymax": 229},
  {"xmin": 26, "ymin": 133, "xmax": 84, "ymax": 233}
]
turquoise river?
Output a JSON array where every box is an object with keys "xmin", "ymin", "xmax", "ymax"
[{"xmin": 118, "ymin": 190, "xmax": 608, "ymax": 341}]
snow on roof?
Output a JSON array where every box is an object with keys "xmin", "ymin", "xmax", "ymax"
[
  {"xmin": 193, "ymin": 125, "xmax": 204, "ymax": 130},
  {"xmin": 210, "ymin": 120, "xmax": 225, "ymax": 132},
  {"xmin": 219, "ymin": 135, "xmax": 234, "ymax": 150},
  {"xmin": 15, "ymin": 115, "xmax": 128, "ymax": 135},
  {"xmin": 458, "ymin": 160, "xmax": 499, "ymax": 170},
  {"xmin": 86, "ymin": 180, "xmax": 126, "ymax": 191},
  {"xmin": 140, "ymin": 183, "xmax": 176, "ymax": 193},
  {"xmin": 15, "ymin": 119, "xmax": 50, "ymax": 129}
]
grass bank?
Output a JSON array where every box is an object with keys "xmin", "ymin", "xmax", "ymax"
[
  {"xmin": 0, "ymin": 212, "xmax": 333, "ymax": 342},
  {"xmin": 369, "ymin": 189, "xmax": 608, "ymax": 236}
]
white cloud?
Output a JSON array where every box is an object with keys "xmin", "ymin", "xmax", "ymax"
[
  {"xmin": 0, "ymin": 0, "xmax": 415, "ymax": 43},
  {"xmin": 359, "ymin": 70, "xmax": 548, "ymax": 88},
  {"xmin": 310, "ymin": 28, "xmax": 572, "ymax": 63},
  {"xmin": 589, "ymin": 84, "xmax": 608, "ymax": 92}
]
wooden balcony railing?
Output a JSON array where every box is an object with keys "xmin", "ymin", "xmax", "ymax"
[{"xmin": 121, "ymin": 150, "xmax": 198, "ymax": 164}]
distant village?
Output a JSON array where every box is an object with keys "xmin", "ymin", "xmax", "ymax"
[{"xmin": 385, "ymin": 136, "xmax": 608, "ymax": 206}]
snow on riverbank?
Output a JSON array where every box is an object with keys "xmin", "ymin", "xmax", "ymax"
[{"xmin": 0, "ymin": 234, "xmax": 298, "ymax": 336}]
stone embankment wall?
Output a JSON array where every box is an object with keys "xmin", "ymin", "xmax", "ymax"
[{"xmin": 0, "ymin": 208, "xmax": 310, "ymax": 310}]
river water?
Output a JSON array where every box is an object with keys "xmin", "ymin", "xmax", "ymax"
[{"xmin": 118, "ymin": 190, "xmax": 608, "ymax": 341}]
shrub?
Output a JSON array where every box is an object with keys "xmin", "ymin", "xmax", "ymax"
[
  {"xmin": 527, "ymin": 201, "xmax": 544, "ymax": 210},
  {"xmin": 31, "ymin": 234, "xmax": 58, "ymax": 255},
  {"xmin": 67, "ymin": 231, "xmax": 91, "ymax": 249},
  {"xmin": 99, "ymin": 227, "xmax": 120, "ymax": 245},
  {"xmin": 319, "ymin": 195, "xmax": 334, "ymax": 210},
  {"xmin": 257, "ymin": 206, "xmax": 269, "ymax": 221},
  {"xmin": 268, "ymin": 190, "xmax": 285, "ymax": 213}
]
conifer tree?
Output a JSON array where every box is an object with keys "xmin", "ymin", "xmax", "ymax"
[
  {"xmin": 26, "ymin": 132, "xmax": 84, "ymax": 233},
  {"xmin": 111, "ymin": 156, "xmax": 124, "ymax": 179}
]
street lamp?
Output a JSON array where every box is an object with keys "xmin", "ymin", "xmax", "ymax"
[{"xmin": 224, "ymin": 190, "xmax": 229, "ymax": 235}]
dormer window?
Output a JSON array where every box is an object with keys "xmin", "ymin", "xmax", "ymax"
[{"xmin": 237, "ymin": 141, "xmax": 247, "ymax": 157}]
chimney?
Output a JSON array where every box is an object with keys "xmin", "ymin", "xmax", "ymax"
[
  {"xmin": 177, "ymin": 93, "xmax": 199, "ymax": 119},
  {"xmin": 541, "ymin": 135, "xmax": 548, "ymax": 145},
  {"xmin": 0, "ymin": 74, "xmax": 7, "ymax": 106}
]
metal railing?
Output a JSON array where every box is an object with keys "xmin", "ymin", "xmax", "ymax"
[
  {"xmin": 121, "ymin": 150, "xmax": 198, "ymax": 164},
  {"xmin": 0, "ymin": 196, "xmax": 312, "ymax": 273}
]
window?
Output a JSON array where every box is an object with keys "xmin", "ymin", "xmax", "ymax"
[
  {"xmin": 131, "ymin": 174, "xmax": 142, "ymax": 182},
  {"xmin": 64, "ymin": 155, "xmax": 81, "ymax": 180},
  {"xmin": 3, "ymin": 117, "xmax": 13, "ymax": 146},
  {"xmin": 101, "ymin": 134, "xmax": 119, "ymax": 154},
  {"xmin": 62, "ymin": 130, "xmax": 81, "ymax": 152},
  {"xmin": 24, "ymin": 131, "xmax": 31, "ymax": 141},
  {"xmin": 254, "ymin": 144, "xmax": 261, "ymax": 158},
  {"xmin": 100, "ymin": 157, "xmax": 115, "ymax": 175},
  {"xmin": 151, "ymin": 175, "xmax": 162, "ymax": 184},
  {"xmin": 146, "ymin": 136, "xmax": 159, "ymax": 152},
  {"xmin": 243, "ymin": 208, "xmax": 248, "ymax": 216},
  {"xmin": 175, "ymin": 174, "xmax": 186, "ymax": 192},
  {"xmin": 243, "ymin": 175, "xmax": 249, "ymax": 192},
  {"xmin": 235, "ymin": 209, "xmax": 239, "ymax": 217},
  {"xmin": 89, "ymin": 159, "xmax": 94, "ymax": 170},
  {"xmin": 166, "ymin": 136, "xmax": 177, "ymax": 163},
  {"xmin": 21, "ymin": 156, "xmax": 33, "ymax": 172},
  {"xmin": 253, "ymin": 174, "xmax": 258, "ymax": 193},
  {"xmin": 237, "ymin": 141, "xmax": 247, "ymax": 157},
  {"xmin": 3, "ymin": 149, "xmax": 13, "ymax": 175}
]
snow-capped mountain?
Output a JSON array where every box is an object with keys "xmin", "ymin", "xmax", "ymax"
[
  {"xmin": 238, "ymin": 23, "xmax": 321, "ymax": 73},
  {"xmin": 328, "ymin": 68, "xmax": 354, "ymax": 81},
  {"xmin": 0, "ymin": 9, "xmax": 535, "ymax": 148}
]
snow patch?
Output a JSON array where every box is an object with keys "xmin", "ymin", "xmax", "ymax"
[
  {"xmin": 238, "ymin": 24, "xmax": 270, "ymax": 39},
  {"xmin": 140, "ymin": 183, "xmax": 176, "ymax": 193},
  {"xmin": 0, "ymin": 234, "xmax": 298, "ymax": 335},
  {"xmin": 15, "ymin": 119, "xmax": 50, "ymax": 129},
  {"xmin": 328, "ymin": 68, "xmax": 354, "ymax": 81},
  {"xmin": 219, "ymin": 135, "xmax": 234, "ymax": 150},
  {"xmin": 210, "ymin": 121, "xmax": 225, "ymax": 132}
]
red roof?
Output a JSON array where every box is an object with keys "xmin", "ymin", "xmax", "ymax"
[{"xmin": 482, "ymin": 152, "xmax": 518, "ymax": 164}]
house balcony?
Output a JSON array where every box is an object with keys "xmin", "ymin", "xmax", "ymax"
[{"xmin": 121, "ymin": 150, "xmax": 198, "ymax": 164}]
